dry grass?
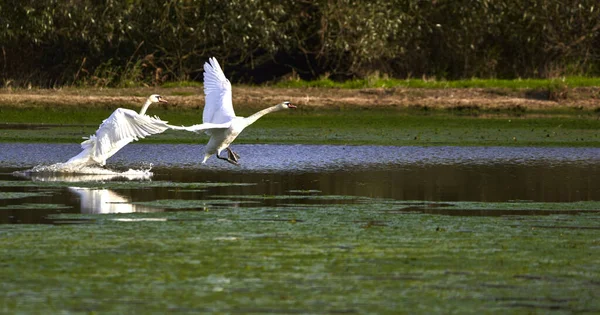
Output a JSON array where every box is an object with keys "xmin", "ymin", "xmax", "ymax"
[{"xmin": 1, "ymin": 86, "xmax": 600, "ymax": 111}]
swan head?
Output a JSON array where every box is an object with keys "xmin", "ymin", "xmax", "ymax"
[
  {"xmin": 149, "ymin": 94, "xmax": 168, "ymax": 103},
  {"xmin": 279, "ymin": 101, "xmax": 296, "ymax": 109}
]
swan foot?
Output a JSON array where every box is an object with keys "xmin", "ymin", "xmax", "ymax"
[
  {"xmin": 226, "ymin": 148, "xmax": 240, "ymax": 162},
  {"xmin": 216, "ymin": 150, "xmax": 239, "ymax": 165}
]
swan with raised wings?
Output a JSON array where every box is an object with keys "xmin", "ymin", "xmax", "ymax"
[
  {"xmin": 66, "ymin": 94, "xmax": 172, "ymax": 167},
  {"xmin": 183, "ymin": 57, "xmax": 296, "ymax": 164}
]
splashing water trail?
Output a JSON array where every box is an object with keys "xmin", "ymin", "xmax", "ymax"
[{"xmin": 13, "ymin": 162, "xmax": 153, "ymax": 182}]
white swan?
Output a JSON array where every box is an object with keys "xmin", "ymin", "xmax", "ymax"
[
  {"xmin": 66, "ymin": 94, "xmax": 172, "ymax": 167},
  {"xmin": 183, "ymin": 57, "xmax": 296, "ymax": 164}
]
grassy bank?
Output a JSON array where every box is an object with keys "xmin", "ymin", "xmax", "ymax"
[
  {"xmin": 1, "ymin": 82, "xmax": 600, "ymax": 147},
  {"xmin": 1, "ymin": 106, "xmax": 600, "ymax": 147},
  {"xmin": 2, "ymin": 77, "xmax": 600, "ymax": 111},
  {"xmin": 274, "ymin": 76, "xmax": 600, "ymax": 89}
]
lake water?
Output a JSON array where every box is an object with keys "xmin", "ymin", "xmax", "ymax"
[{"xmin": 1, "ymin": 143, "xmax": 600, "ymax": 224}]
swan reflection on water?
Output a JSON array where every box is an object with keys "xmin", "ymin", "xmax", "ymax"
[
  {"xmin": 68, "ymin": 187, "xmax": 161, "ymax": 214},
  {"xmin": 14, "ymin": 169, "xmax": 161, "ymax": 214}
]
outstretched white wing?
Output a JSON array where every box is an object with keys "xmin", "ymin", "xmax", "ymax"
[
  {"xmin": 89, "ymin": 108, "xmax": 170, "ymax": 163},
  {"xmin": 203, "ymin": 57, "xmax": 235, "ymax": 124},
  {"xmin": 176, "ymin": 122, "xmax": 232, "ymax": 133}
]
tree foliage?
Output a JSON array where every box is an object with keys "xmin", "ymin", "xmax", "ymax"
[{"xmin": 1, "ymin": 0, "xmax": 600, "ymax": 86}]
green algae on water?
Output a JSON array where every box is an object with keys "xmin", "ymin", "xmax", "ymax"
[
  {"xmin": 0, "ymin": 191, "xmax": 52, "ymax": 200},
  {"xmin": 1, "ymin": 202, "xmax": 598, "ymax": 314}
]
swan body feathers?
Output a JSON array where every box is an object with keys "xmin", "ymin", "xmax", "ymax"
[
  {"xmin": 180, "ymin": 58, "xmax": 296, "ymax": 165},
  {"xmin": 66, "ymin": 94, "xmax": 171, "ymax": 167}
]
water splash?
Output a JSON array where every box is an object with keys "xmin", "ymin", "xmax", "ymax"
[{"xmin": 13, "ymin": 162, "xmax": 153, "ymax": 182}]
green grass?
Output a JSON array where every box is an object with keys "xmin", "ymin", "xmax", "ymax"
[
  {"xmin": 161, "ymin": 81, "xmax": 203, "ymax": 88},
  {"xmin": 275, "ymin": 76, "xmax": 600, "ymax": 89},
  {"xmin": 73, "ymin": 76, "xmax": 600, "ymax": 90},
  {"xmin": 1, "ymin": 107, "xmax": 600, "ymax": 146}
]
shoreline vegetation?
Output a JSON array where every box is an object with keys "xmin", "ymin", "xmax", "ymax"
[
  {"xmin": 1, "ymin": 79, "xmax": 600, "ymax": 147},
  {"xmin": 1, "ymin": 77, "xmax": 600, "ymax": 113},
  {"xmin": 4, "ymin": 1, "xmax": 600, "ymax": 87}
]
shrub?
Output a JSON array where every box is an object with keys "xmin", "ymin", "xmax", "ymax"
[{"xmin": 1, "ymin": 0, "xmax": 599, "ymax": 86}]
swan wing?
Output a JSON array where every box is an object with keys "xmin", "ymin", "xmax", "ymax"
[
  {"xmin": 203, "ymin": 57, "xmax": 235, "ymax": 124},
  {"xmin": 177, "ymin": 122, "xmax": 232, "ymax": 133},
  {"xmin": 92, "ymin": 108, "xmax": 170, "ymax": 161}
]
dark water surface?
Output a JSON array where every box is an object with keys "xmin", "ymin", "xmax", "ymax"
[{"xmin": 1, "ymin": 143, "xmax": 600, "ymax": 224}]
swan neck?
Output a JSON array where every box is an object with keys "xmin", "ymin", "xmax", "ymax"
[
  {"xmin": 139, "ymin": 99, "xmax": 152, "ymax": 115},
  {"xmin": 244, "ymin": 104, "xmax": 281, "ymax": 126}
]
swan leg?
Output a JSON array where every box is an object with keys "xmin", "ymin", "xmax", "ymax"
[
  {"xmin": 216, "ymin": 151, "xmax": 239, "ymax": 165},
  {"xmin": 226, "ymin": 148, "xmax": 240, "ymax": 162}
]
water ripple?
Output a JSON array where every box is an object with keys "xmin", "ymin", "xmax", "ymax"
[{"xmin": 1, "ymin": 143, "xmax": 600, "ymax": 172}]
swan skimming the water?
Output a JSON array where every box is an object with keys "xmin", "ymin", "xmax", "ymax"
[
  {"xmin": 183, "ymin": 57, "xmax": 296, "ymax": 164},
  {"xmin": 66, "ymin": 94, "xmax": 173, "ymax": 167}
]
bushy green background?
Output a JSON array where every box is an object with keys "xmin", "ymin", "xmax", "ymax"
[{"xmin": 2, "ymin": 0, "xmax": 600, "ymax": 87}]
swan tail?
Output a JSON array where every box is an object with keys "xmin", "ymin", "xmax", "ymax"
[
  {"xmin": 80, "ymin": 135, "xmax": 97, "ymax": 150},
  {"xmin": 66, "ymin": 135, "xmax": 98, "ymax": 165}
]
